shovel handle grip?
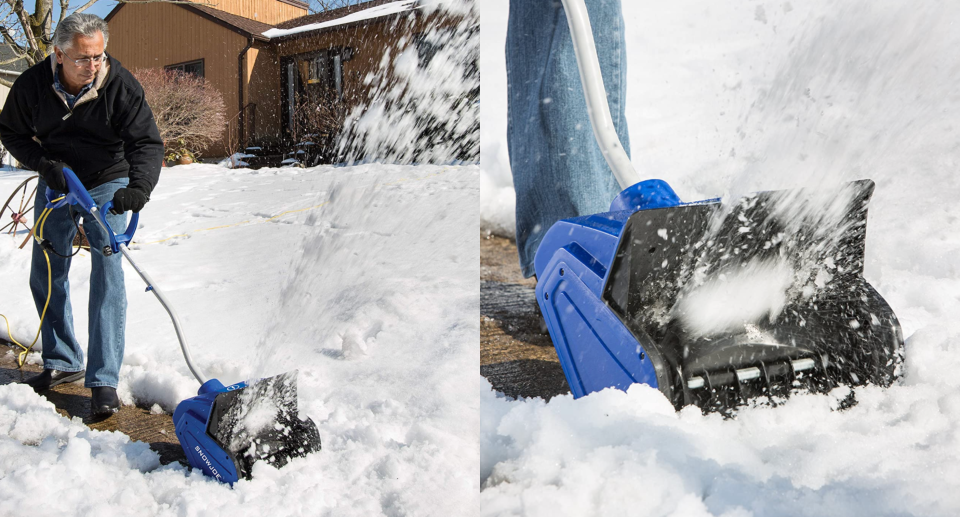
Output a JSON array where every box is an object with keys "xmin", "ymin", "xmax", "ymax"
[
  {"xmin": 43, "ymin": 168, "xmax": 139, "ymax": 253},
  {"xmin": 44, "ymin": 168, "xmax": 95, "ymax": 212},
  {"xmin": 101, "ymin": 200, "xmax": 140, "ymax": 250}
]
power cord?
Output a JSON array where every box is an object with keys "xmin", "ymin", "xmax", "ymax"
[{"xmin": 0, "ymin": 198, "xmax": 70, "ymax": 367}]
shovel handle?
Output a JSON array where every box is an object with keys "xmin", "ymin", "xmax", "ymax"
[
  {"xmin": 44, "ymin": 168, "xmax": 95, "ymax": 212},
  {"xmin": 40, "ymin": 167, "xmax": 208, "ymax": 385},
  {"xmin": 560, "ymin": 0, "xmax": 640, "ymax": 190},
  {"xmin": 101, "ymin": 200, "xmax": 140, "ymax": 251},
  {"xmin": 43, "ymin": 168, "xmax": 139, "ymax": 254}
]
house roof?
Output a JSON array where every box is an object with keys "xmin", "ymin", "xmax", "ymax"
[
  {"xmin": 105, "ymin": 1, "xmax": 277, "ymax": 42},
  {"xmin": 0, "ymin": 44, "xmax": 29, "ymax": 73},
  {"xmin": 265, "ymin": 0, "xmax": 419, "ymax": 39},
  {"xmin": 105, "ymin": 0, "xmax": 419, "ymax": 43},
  {"xmin": 182, "ymin": 4, "xmax": 276, "ymax": 41}
]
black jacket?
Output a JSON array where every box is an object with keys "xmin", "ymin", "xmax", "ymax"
[{"xmin": 0, "ymin": 54, "xmax": 163, "ymax": 194}]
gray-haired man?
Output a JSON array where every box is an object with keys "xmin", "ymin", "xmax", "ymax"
[{"xmin": 0, "ymin": 13, "xmax": 163, "ymax": 417}]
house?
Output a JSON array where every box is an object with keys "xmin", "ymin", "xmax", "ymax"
[
  {"xmin": 105, "ymin": 0, "xmax": 449, "ymax": 161},
  {"xmin": 0, "ymin": 44, "xmax": 30, "ymax": 108}
]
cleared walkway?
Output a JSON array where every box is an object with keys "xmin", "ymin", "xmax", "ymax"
[
  {"xmin": 480, "ymin": 234, "xmax": 569, "ymax": 400},
  {"xmin": 0, "ymin": 342, "xmax": 186, "ymax": 466}
]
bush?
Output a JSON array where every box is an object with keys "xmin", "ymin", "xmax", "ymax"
[
  {"xmin": 134, "ymin": 68, "xmax": 226, "ymax": 160},
  {"xmin": 286, "ymin": 87, "xmax": 348, "ymax": 166}
]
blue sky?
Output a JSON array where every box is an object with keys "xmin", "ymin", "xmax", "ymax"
[
  {"xmin": 53, "ymin": 0, "xmax": 118, "ymax": 20},
  {"xmin": 85, "ymin": 1, "xmax": 118, "ymax": 18}
]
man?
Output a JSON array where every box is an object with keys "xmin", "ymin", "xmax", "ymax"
[
  {"xmin": 0, "ymin": 13, "xmax": 163, "ymax": 417},
  {"xmin": 506, "ymin": 0, "xmax": 630, "ymax": 278}
]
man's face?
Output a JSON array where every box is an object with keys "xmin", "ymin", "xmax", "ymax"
[{"xmin": 54, "ymin": 31, "xmax": 105, "ymax": 90}]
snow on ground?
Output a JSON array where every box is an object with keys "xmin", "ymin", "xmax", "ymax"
[
  {"xmin": 481, "ymin": 1, "xmax": 960, "ymax": 515},
  {"xmin": 0, "ymin": 162, "xmax": 479, "ymax": 516}
]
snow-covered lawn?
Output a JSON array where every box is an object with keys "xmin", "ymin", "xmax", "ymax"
[
  {"xmin": 0, "ymin": 163, "xmax": 479, "ymax": 516},
  {"xmin": 481, "ymin": 1, "xmax": 960, "ymax": 515}
]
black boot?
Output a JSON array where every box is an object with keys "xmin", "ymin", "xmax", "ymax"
[
  {"xmin": 91, "ymin": 387, "xmax": 121, "ymax": 417},
  {"xmin": 21, "ymin": 369, "xmax": 85, "ymax": 392}
]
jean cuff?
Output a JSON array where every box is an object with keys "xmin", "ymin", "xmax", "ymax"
[
  {"xmin": 42, "ymin": 361, "xmax": 84, "ymax": 373},
  {"xmin": 84, "ymin": 381, "xmax": 118, "ymax": 389}
]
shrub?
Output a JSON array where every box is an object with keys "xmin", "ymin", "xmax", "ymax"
[
  {"xmin": 134, "ymin": 68, "xmax": 226, "ymax": 159},
  {"xmin": 286, "ymin": 87, "xmax": 348, "ymax": 166}
]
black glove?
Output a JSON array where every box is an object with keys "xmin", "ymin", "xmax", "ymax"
[
  {"xmin": 110, "ymin": 187, "xmax": 149, "ymax": 214},
  {"xmin": 38, "ymin": 158, "xmax": 69, "ymax": 193}
]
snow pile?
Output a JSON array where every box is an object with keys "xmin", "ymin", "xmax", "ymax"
[
  {"xmin": 0, "ymin": 163, "xmax": 479, "ymax": 515},
  {"xmin": 481, "ymin": 380, "xmax": 960, "ymax": 516},
  {"xmin": 481, "ymin": 0, "xmax": 960, "ymax": 514}
]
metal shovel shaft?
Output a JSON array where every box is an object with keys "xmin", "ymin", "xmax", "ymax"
[
  {"xmin": 560, "ymin": 0, "xmax": 640, "ymax": 190},
  {"xmin": 87, "ymin": 206, "xmax": 209, "ymax": 385}
]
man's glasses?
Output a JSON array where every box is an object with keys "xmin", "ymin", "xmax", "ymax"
[{"xmin": 62, "ymin": 52, "xmax": 105, "ymax": 68}]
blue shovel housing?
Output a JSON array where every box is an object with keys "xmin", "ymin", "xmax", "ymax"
[
  {"xmin": 174, "ymin": 372, "xmax": 321, "ymax": 483},
  {"xmin": 528, "ymin": 0, "xmax": 903, "ymax": 412},
  {"xmin": 534, "ymin": 178, "xmax": 904, "ymax": 411},
  {"xmin": 48, "ymin": 169, "xmax": 321, "ymax": 483}
]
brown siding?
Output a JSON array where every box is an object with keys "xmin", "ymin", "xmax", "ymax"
[
  {"xmin": 247, "ymin": 45, "xmax": 281, "ymax": 142},
  {"xmin": 108, "ymin": 2, "xmax": 249, "ymax": 156},
  {"xmin": 109, "ymin": 6, "xmax": 455, "ymax": 157},
  {"xmin": 203, "ymin": 0, "xmax": 306, "ymax": 26},
  {"xmin": 251, "ymin": 15, "xmax": 435, "ymax": 143}
]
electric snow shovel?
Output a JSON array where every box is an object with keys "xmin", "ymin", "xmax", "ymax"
[
  {"xmin": 46, "ymin": 169, "xmax": 321, "ymax": 483},
  {"xmin": 534, "ymin": 0, "xmax": 905, "ymax": 412}
]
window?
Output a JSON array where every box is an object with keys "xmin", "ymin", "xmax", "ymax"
[
  {"xmin": 165, "ymin": 59, "xmax": 204, "ymax": 79},
  {"xmin": 281, "ymin": 47, "xmax": 354, "ymax": 135},
  {"xmin": 297, "ymin": 49, "xmax": 348, "ymax": 96}
]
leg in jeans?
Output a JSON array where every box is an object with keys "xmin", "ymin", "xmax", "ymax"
[
  {"xmin": 507, "ymin": 0, "xmax": 631, "ymax": 278},
  {"xmin": 30, "ymin": 179, "xmax": 84, "ymax": 373},
  {"xmin": 81, "ymin": 178, "xmax": 129, "ymax": 388}
]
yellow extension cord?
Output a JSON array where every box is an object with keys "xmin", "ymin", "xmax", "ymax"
[{"xmin": 1, "ymin": 199, "xmax": 61, "ymax": 368}]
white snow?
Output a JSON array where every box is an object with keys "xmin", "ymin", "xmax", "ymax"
[
  {"xmin": 481, "ymin": 0, "xmax": 960, "ymax": 515},
  {"xmin": 263, "ymin": 0, "xmax": 419, "ymax": 39},
  {"xmin": 674, "ymin": 259, "xmax": 794, "ymax": 339},
  {"xmin": 0, "ymin": 162, "xmax": 479, "ymax": 515}
]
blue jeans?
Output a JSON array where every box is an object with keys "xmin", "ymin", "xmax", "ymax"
[
  {"xmin": 30, "ymin": 177, "xmax": 129, "ymax": 388},
  {"xmin": 507, "ymin": 0, "xmax": 631, "ymax": 278}
]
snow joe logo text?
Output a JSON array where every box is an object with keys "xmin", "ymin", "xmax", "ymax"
[{"xmin": 195, "ymin": 446, "xmax": 222, "ymax": 480}]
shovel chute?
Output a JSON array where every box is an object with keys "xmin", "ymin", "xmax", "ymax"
[
  {"xmin": 174, "ymin": 371, "xmax": 322, "ymax": 483},
  {"xmin": 535, "ymin": 179, "xmax": 904, "ymax": 412}
]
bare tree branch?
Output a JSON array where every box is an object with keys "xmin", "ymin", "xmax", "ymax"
[
  {"xmin": 0, "ymin": 55, "xmax": 24, "ymax": 66},
  {"xmin": 0, "ymin": 0, "xmax": 221, "ymax": 87},
  {"xmin": 13, "ymin": 3, "xmax": 41, "ymax": 62},
  {"xmin": 71, "ymin": 0, "xmax": 97, "ymax": 14},
  {"xmin": 0, "ymin": 26, "xmax": 26, "ymax": 55},
  {"xmin": 309, "ymin": 0, "xmax": 362, "ymax": 15}
]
